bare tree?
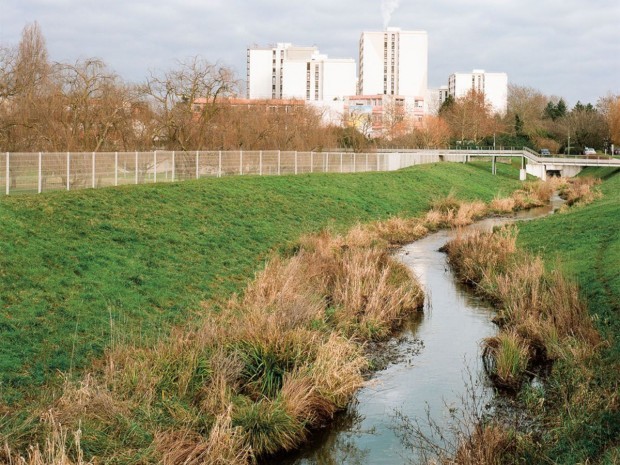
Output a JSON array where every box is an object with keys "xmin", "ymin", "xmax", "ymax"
[
  {"xmin": 441, "ymin": 90, "xmax": 495, "ymax": 145},
  {"xmin": 53, "ymin": 58, "xmax": 138, "ymax": 151},
  {"xmin": 505, "ymin": 84, "xmax": 548, "ymax": 137},
  {"xmin": 0, "ymin": 22, "xmax": 54, "ymax": 152},
  {"xmin": 597, "ymin": 94, "xmax": 620, "ymax": 148},
  {"xmin": 143, "ymin": 57, "xmax": 238, "ymax": 150}
]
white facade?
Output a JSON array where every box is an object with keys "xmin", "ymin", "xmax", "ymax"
[
  {"xmin": 358, "ymin": 28, "xmax": 428, "ymax": 104},
  {"xmin": 247, "ymin": 43, "xmax": 355, "ymax": 102},
  {"xmin": 282, "ymin": 55, "xmax": 356, "ymax": 102},
  {"xmin": 447, "ymin": 69, "xmax": 508, "ymax": 115},
  {"xmin": 247, "ymin": 43, "xmax": 317, "ymax": 99},
  {"xmin": 426, "ymin": 85, "xmax": 449, "ymax": 115}
]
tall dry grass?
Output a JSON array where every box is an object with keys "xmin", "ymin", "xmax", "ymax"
[
  {"xmin": 560, "ymin": 176, "xmax": 602, "ymax": 206},
  {"xmin": 444, "ymin": 225, "xmax": 600, "ymax": 390},
  {"xmin": 34, "ymin": 222, "xmax": 423, "ymax": 463},
  {"xmin": 1, "ymin": 412, "xmax": 91, "ymax": 465}
]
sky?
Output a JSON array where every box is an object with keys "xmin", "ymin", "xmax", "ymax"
[{"xmin": 1, "ymin": 0, "xmax": 619, "ymax": 106}]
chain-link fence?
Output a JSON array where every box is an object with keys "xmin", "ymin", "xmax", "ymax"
[{"xmin": 1, "ymin": 150, "xmax": 456, "ymax": 195}]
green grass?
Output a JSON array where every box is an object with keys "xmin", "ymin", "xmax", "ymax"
[
  {"xmin": 516, "ymin": 167, "xmax": 620, "ymax": 463},
  {"xmin": 0, "ymin": 161, "xmax": 523, "ymax": 401}
]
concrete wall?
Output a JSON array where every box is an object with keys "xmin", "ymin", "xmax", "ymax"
[{"xmin": 526, "ymin": 163, "xmax": 583, "ymax": 179}]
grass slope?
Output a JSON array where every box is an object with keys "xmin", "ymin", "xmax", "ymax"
[
  {"xmin": 0, "ymin": 161, "xmax": 523, "ymax": 400},
  {"xmin": 517, "ymin": 167, "xmax": 620, "ymax": 463}
]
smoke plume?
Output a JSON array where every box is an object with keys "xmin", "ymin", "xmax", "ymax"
[{"xmin": 381, "ymin": 0, "xmax": 401, "ymax": 29}]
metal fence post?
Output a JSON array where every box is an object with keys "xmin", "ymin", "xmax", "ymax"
[
  {"xmin": 196, "ymin": 151, "xmax": 199, "ymax": 179},
  {"xmin": 294, "ymin": 151, "xmax": 298, "ymax": 175},
  {"xmin": 240, "ymin": 149, "xmax": 243, "ymax": 175},
  {"xmin": 114, "ymin": 151, "xmax": 118, "ymax": 186},
  {"xmin": 325, "ymin": 152, "xmax": 329, "ymax": 172},
  {"xmin": 218, "ymin": 150, "xmax": 222, "ymax": 177},
  {"xmin": 377, "ymin": 153, "xmax": 380, "ymax": 171},
  {"xmin": 172, "ymin": 151, "xmax": 175, "ymax": 182},
  {"xmin": 278, "ymin": 150, "xmax": 281, "ymax": 175},
  {"xmin": 92, "ymin": 152, "xmax": 96, "ymax": 188},
  {"xmin": 340, "ymin": 152, "xmax": 343, "ymax": 173},
  {"xmin": 353, "ymin": 153, "xmax": 356, "ymax": 172},
  {"xmin": 259, "ymin": 150, "xmax": 263, "ymax": 175},
  {"xmin": 135, "ymin": 151, "xmax": 138, "ymax": 184},
  {"xmin": 38, "ymin": 152, "xmax": 42, "ymax": 193},
  {"xmin": 310, "ymin": 151, "xmax": 313, "ymax": 173},
  {"xmin": 66, "ymin": 152, "xmax": 70, "ymax": 191},
  {"xmin": 6, "ymin": 152, "xmax": 9, "ymax": 195},
  {"xmin": 154, "ymin": 151, "xmax": 157, "ymax": 183},
  {"xmin": 366, "ymin": 153, "xmax": 369, "ymax": 172}
]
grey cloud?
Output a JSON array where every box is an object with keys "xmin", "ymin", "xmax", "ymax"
[{"xmin": 1, "ymin": 0, "xmax": 618, "ymax": 104}]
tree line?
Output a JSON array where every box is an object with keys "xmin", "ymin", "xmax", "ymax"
[{"xmin": 2, "ymin": 23, "xmax": 619, "ymax": 154}]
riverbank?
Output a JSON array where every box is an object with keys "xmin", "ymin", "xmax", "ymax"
[
  {"xmin": 516, "ymin": 167, "xmax": 620, "ymax": 464},
  {"xmin": 0, "ymin": 161, "xmax": 522, "ymax": 402},
  {"xmin": 1, "ymin": 161, "xmax": 551, "ymax": 463},
  {"xmin": 443, "ymin": 168, "xmax": 619, "ymax": 464}
]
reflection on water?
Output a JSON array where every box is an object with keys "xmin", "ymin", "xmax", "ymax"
[{"xmin": 281, "ymin": 198, "xmax": 562, "ymax": 465}]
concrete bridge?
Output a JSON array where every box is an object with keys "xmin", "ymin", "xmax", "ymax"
[{"xmin": 384, "ymin": 148, "xmax": 620, "ymax": 180}]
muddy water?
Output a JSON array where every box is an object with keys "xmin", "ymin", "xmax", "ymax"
[{"xmin": 282, "ymin": 196, "xmax": 564, "ymax": 465}]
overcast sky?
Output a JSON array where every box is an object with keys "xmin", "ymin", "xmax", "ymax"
[{"xmin": 1, "ymin": 0, "xmax": 618, "ymax": 106}]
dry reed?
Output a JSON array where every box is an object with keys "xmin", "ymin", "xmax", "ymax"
[
  {"xmin": 444, "ymin": 225, "xmax": 600, "ymax": 387},
  {"xmin": 560, "ymin": 176, "xmax": 602, "ymax": 206},
  {"xmin": 155, "ymin": 408, "xmax": 253, "ymax": 465},
  {"xmin": 1, "ymin": 412, "xmax": 91, "ymax": 465}
]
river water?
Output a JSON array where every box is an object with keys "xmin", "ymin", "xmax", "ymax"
[{"xmin": 282, "ymin": 196, "xmax": 564, "ymax": 465}]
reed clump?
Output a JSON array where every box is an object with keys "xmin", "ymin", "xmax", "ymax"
[
  {"xmin": 444, "ymin": 226, "xmax": 600, "ymax": 391},
  {"xmin": 560, "ymin": 176, "xmax": 602, "ymax": 206},
  {"xmin": 1, "ymin": 412, "xmax": 91, "ymax": 465},
  {"xmin": 482, "ymin": 331, "xmax": 530, "ymax": 391}
]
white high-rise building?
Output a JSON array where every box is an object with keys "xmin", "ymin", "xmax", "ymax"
[
  {"xmin": 282, "ymin": 54, "xmax": 356, "ymax": 102},
  {"xmin": 448, "ymin": 69, "xmax": 508, "ymax": 115},
  {"xmin": 358, "ymin": 28, "xmax": 428, "ymax": 104},
  {"xmin": 247, "ymin": 43, "xmax": 317, "ymax": 100},
  {"xmin": 246, "ymin": 43, "xmax": 356, "ymax": 102}
]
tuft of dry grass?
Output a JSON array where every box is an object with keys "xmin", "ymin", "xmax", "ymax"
[
  {"xmin": 443, "ymin": 226, "xmax": 517, "ymax": 288},
  {"xmin": 430, "ymin": 192, "xmax": 462, "ymax": 213},
  {"xmin": 452, "ymin": 201, "xmax": 488, "ymax": 227},
  {"xmin": 482, "ymin": 331, "xmax": 530, "ymax": 391},
  {"xmin": 368, "ymin": 217, "xmax": 428, "ymax": 245},
  {"xmin": 155, "ymin": 408, "xmax": 254, "ymax": 465},
  {"xmin": 560, "ymin": 176, "xmax": 602, "ymax": 206},
  {"xmin": 1, "ymin": 412, "xmax": 91, "ymax": 465},
  {"xmin": 451, "ymin": 423, "xmax": 516, "ymax": 465},
  {"xmin": 489, "ymin": 196, "xmax": 515, "ymax": 213}
]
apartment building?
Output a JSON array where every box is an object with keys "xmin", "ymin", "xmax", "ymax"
[
  {"xmin": 246, "ymin": 43, "xmax": 356, "ymax": 102},
  {"xmin": 358, "ymin": 28, "xmax": 428, "ymax": 108},
  {"xmin": 448, "ymin": 69, "xmax": 508, "ymax": 115}
]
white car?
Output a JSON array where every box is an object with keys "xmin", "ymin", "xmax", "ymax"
[{"xmin": 583, "ymin": 147, "xmax": 596, "ymax": 155}]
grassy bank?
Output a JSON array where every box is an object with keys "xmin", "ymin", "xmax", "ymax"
[
  {"xmin": 0, "ymin": 161, "xmax": 524, "ymax": 399},
  {"xmin": 516, "ymin": 167, "xmax": 620, "ymax": 463},
  {"xmin": 0, "ymin": 161, "xmax": 535, "ymax": 462},
  {"xmin": 443, "ymin": 169, "xmax": 619, "ymax": 464}
]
